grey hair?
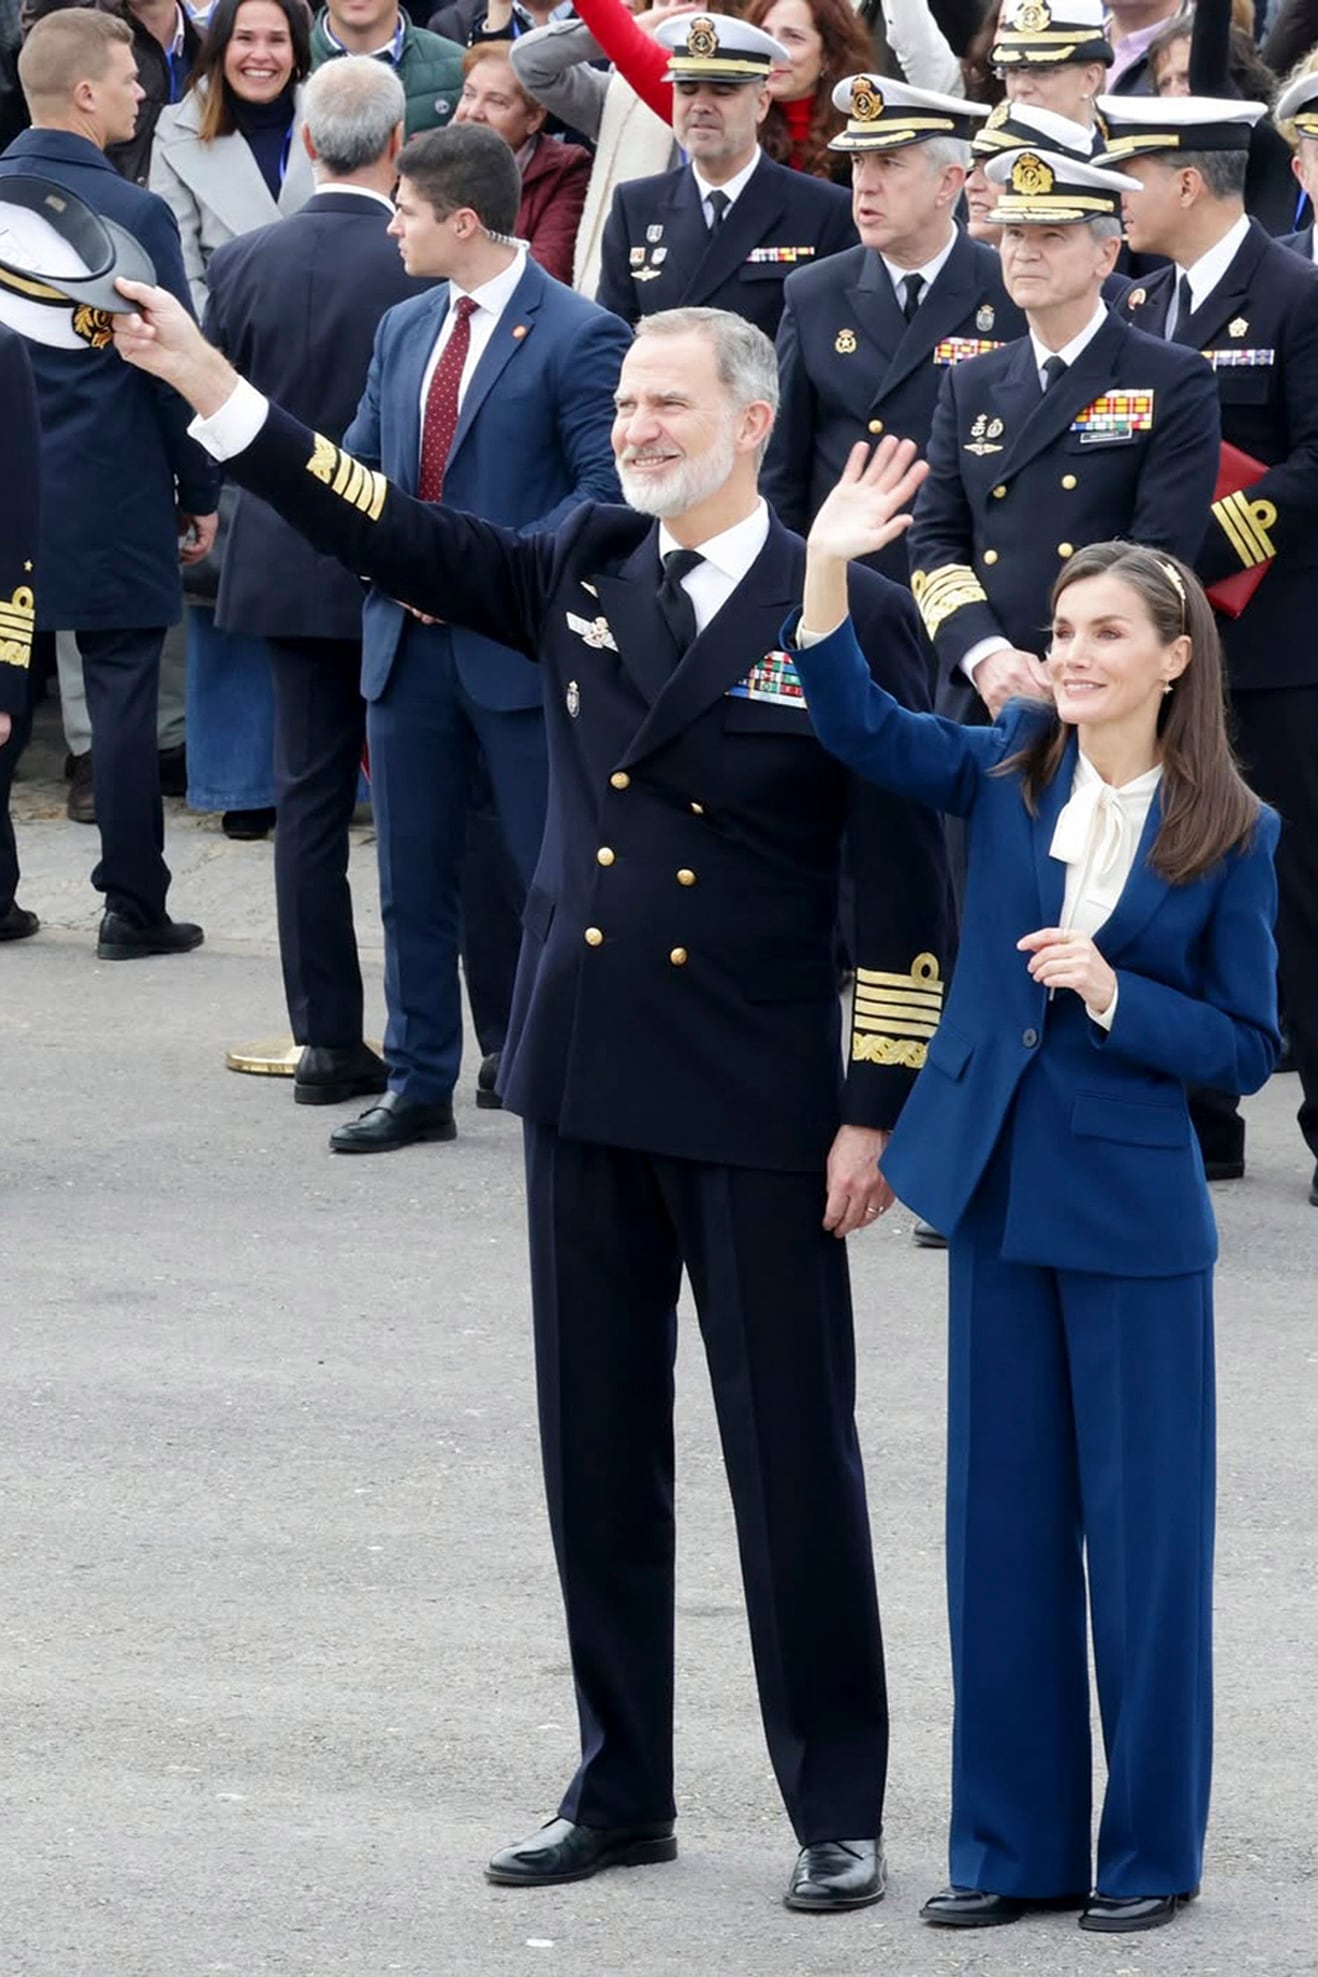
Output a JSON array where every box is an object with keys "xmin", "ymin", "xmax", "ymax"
[
  {"xmin": 635, "ymin": 306, "xmax": 780, "ymax": 458},
  {"xmin": 304, "ymin": 55, "xmax": 406, "ymax": 175},
  {"xmin": 1177, "ymin": 146, "xmax": 1249, "ymax": 202},
  {"xmin": 1086, "ymin": 212, "xmax": 1125, "ymax": 243},
  {"xmin": 919, "ymin": 134, "xmax": 972, "ymax": 173}
]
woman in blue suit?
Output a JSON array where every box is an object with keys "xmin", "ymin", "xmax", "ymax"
[{"xmin": 788, "ymin": 439, "xmax": 1280, "ymax": 1936}]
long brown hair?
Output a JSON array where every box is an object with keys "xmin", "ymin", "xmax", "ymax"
[
  {"xmin": 188, "ymin": 0, "xmax": 311, "ymax": 144},
  {"xmin": 998, "ymin": 541, "xmax": 1260, "ymax": 884},
  {"xmin": 748, "ymin": 0, "xmax": 873, "ymax": 180}
]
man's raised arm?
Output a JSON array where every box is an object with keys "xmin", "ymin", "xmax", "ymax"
[{"xmin": 112, "ymin": 281, "xmax": 561, "ymax": 658}]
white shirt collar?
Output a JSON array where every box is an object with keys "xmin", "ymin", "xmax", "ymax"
[
  {"xmin": 310, "ymin": 182, "xmax": 395, "ymax": 212},
  {"xmin": 879, "ymin": 224, "xmax": 958, "ymax": 305},
  {"xmin": 692, "ymin": 150, "xmax": 762, "ymax": 216},
  {"xmin": 1029, "ymin": 301, "xmax": 1109, "ymax": 386},
  {"xmin": 170, "ymin": 4, "xmax": 187, "ymax": 54},
  {"xmin": 449, "ymin": 241, "xmax": 528, "ymax": 318},
  {"xmin": 1050, "ymin": 747, "xmax": 1162, "ymax": 876},
  {"xmin": 1178, "ymin": 212, "xmax": 1251, "ymax": 313},
  {"xmin": 658, "ymin": 498, "xmax": 769, "ymax": 581}
]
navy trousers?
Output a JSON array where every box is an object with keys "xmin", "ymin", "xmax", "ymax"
[
  {"xmin": 946, "ymin": 1138, "xmax": 1215, "ymax": 1900},
  {"xmin": 367, "ymin": 624, "xmax": 548, "ymax": 1104},
  {"xmin": 81, "ymin": 626, "xmax": 170, "ymax": 925},
  {"xmin": 0, "ymin": 672, "xmax": 33, "ymax": 913},
  {"xmin": 269, "ymin": 635, "xmax": 366, "ymax": 1049},
  {"xmin": 523, "ymin": 1121, "xmax": 889, "ymax": 1843}
]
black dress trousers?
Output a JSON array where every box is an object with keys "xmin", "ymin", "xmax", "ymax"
[{"xmin": 523, "ymin": 1120, "xmax": 890, "ymax": 1844}]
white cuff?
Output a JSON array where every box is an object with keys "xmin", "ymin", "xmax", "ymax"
[
  {"xmin": 187, "ymin": 377, "xmax": 271, "ymax": 461},
  {"xmin": 960, "ymin": 635, "xmax": 1011, "ymax": 683},
  {"xmin": 796, "ymin": 622, "xmax": 839, "ymax": 647},
  {"xmin": 1087, "ymin": 979, "xmax": 1118, "ymax": 1031}
]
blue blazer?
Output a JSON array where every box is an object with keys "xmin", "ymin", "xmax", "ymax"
[
  {"xmin": 343, "ymin": 254, "xmax": 630, "ymax": 708},
  {"xmin": 790, "ymin": 616, "xmax": 1280, "ymax": 1277}
]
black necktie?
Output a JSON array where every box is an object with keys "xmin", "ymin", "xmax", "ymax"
[
  {"xmin": 900, "ymin": 272, "xmax": 925, "ymax": 323},
  {"xmin": 1173, "ymin": 271, "xmax": 1194, "ymax": 337},
  {"xmin": 657, "ymin": 549, "xmax": 703, "ymax": 658},
  {"xmin": 1041, "ymin": 353, "xmax": 1068, "ymax": 394},
  {"xmin": 706, "ymin": 188, "xmax": 730, "ymax": 233}
]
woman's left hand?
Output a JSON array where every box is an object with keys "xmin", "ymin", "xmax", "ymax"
[{"xmin": 1018, "ymin": 927, "xmax": 1117, "ymax": 1017}]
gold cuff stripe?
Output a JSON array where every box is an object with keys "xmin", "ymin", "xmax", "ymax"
[
  {"xmin": 855, "ymin": 994, "xmax": 944, "ymax": 1021},
  {"xmin": 852, "ymin": 1034, "xmax": 928, "ymax": 1067},
  {"xmin": 0, "ymin": 642, "xmax": 30, "ymax": 668},
  {"xmin": 0, "ymin": 613, "xmax": 35, "ymax": 634},
  {"xmin": 305, "ymin": 435, "xmax": 388, "ymax": 523},
  {"xmin": 1212, "ymin": 497, "xmax": 1261, "ymax": 569},
  {"xmin": 857, "ymin": 956, "xmax": 943, "ymax": 986},
  {"xmin": 1212, "ymin": 490, "xmax": 1276, "ymax": 569},
  {"xmin": 854, "ymin": 1014, "xmax": 940, "ymax": 1039}
]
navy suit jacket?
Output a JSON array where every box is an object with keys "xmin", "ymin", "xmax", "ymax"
[
  {"xmin": 0, "ymin": 324, "xmax": 39, "ymax": 720},
  {"xmin": 1124, "ymin": 220, "xmax": 1318, "ymax": 691},
  {"xmin": 792, "ymin": 618, "xmax": 1280, "ymax": 1273},
  {"xmin": 343, "ymin": 254, "xmax": 629, "ymax": 708},
  {"xmin": 596, "ymin": 153, "xmax": 857, "ymax": 341},
  {"xmin": 0, "ymin": 128, "xmax": 219, "ymax": 629},
  {"xmin": 763, "ymin": 231, "xmax": 1026, "ymax": 584},
  {"xmin": 907, "ymin": 311, "xmax": 1221, "ymax": 720},
  {"xmin": 203, "ymin": 190, "xmax": 435, "ymax": 640},
  {"xmin": 213, "ymin": 401, "xmax": 950, "ymax": 1169}
]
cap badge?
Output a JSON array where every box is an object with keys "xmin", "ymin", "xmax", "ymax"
[
  {"xmin": 849, "ymin": 76, "xmax": 884, "ymax": 122},
  {"xmin": 686, "ymin": 15, "xmax": 719, "ymax": 58},
  {"xmin": 1010, "ymin": 151, "xmax": 1055, "ymax": 196},
  {"xmin": 1229, "ymin": 316, "xmax": 1248, "ymax": 337},
  {"xmin": 1012, "ymin": 0, "xmax": 1052, "ymax": 29},
  {"xmin": 835, "ymin": 326, "xmax": 857, "ymax": 354},
  {"xmin": 1127, "ymin": 286, "xmax": 1146, "ymax": 309},
  {"xmin": 976, "ymin": 303, "xmax": 995, "ymax": 332}
]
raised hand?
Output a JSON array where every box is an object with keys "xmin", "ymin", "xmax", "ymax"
[{"xmin": 807, "ymin": 437, "xmax": 930, "ymax": 566}]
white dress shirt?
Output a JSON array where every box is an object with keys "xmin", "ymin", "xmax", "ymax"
[
  {"xmin": 1050, "ymin": 748, "xmax": 1163, "ymax": 1027},
  {"xmin": 658, "ymin": 499, "xmax": 770, "ymax": 634},
  {"xmin": 310, "ymin": 182, "xmax": 395, "ymax": 213},
  {"xmin": 692, "ymin": 150, "xmax": 762, "ymax": 230},
  {"xmin": 880, "ymin": 225, "xmax": 958, "ymax": 310},
  {"xmin": 1165, "ymin": 212, "xmax": 1251, "ymax": 337},
  {"xmin": 960, "ymin": 303, "xmax": 1111, "ymax": 683},
  {"xmin": 417, "ymin": 243, "xmax": 528, "ymax": 426}
]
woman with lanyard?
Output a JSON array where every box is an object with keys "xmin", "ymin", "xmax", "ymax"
[
  {"xmin": 151, "ymin": 0, "xmax": 313, "ymax": 839},
  {"xmin": 784, "ymin": 437, "xmax": 1279, "ymax": 1934}
]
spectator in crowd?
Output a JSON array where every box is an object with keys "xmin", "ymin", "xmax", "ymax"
[
  {"xmin": 150, "ymin": 0, "xmax": 315, "ymax": 311},
  {"xmin": 596, "ymin": 14, "xmax": 856, "ymax": 338},
  {"xmin": 1106, "ymin": 0, "xmax": 1184, "ymax": 94},
  {"xmin": 461, "ymin": 0, "xmax": 571, "ymax": 48},
  {"xmin": 110, "ymin": 0, "xmax": 204, "ymax": 180},
  {"xmin": 309, "ymin": 0, "xmax": 466, "ymax": 135},
  {"xmin": 510, "ymin": 10, "xmax": 679, "ymax": 294},
  {"xmin": 2, "ymin": 9, "xmax": 217, "ymax": 956},
  {"xmin": 0, "ymin": 0, "xmax": 22, "ymax": 150},
  {"xmin": 994, "ymin": 0, "xmax": 1111, "ymax": 128},
  {"xmin": 0, "ymin": 323, "xmax": 40, "ymax": 943},
  {"xmin": 1149, "ymin": 0, "xmax": 1293, "ymax": 232},
  {"xmin": 203, "ymin": 57, "xmax": 431, "ymax": 1104},
  {"xmin": 1277, "ymin": 61, "xmax": 1318, "ymax": 253},
  {"xmin": 454, "ymin": 41, "xmax": 590, "ymax": 277}
]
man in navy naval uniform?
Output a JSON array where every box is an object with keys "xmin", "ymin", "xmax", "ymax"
[
  {"xmin": 1101, "ymin": 92, "xmax": 1318, "ymax": 1199},
  {"xmin": 1, "ymin": 9, "xmax": 218, "ymax": 957},
  {"xmin": 113, "ymin": 288, "xmax": 948, "ymax": 1911},
  {"xmin": 763, "ymin": 76, "xmax": 1025, "ymax": 583},
  {"xmin": 907, "ymin": 145, "xmax": 1220, "ymax": 726},
  {"xmin": 1275, "ymin": 71, "xmax": 1318, "ymax": 263},
  {"xmin": 596, "ymin": 13, "xmax": 856, "ymax": 341},
  {"xmin": 0, "ymin": 324, "xmax": 40, "ymax": 943}
]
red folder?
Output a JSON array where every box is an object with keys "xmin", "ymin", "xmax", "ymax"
[{"xmin": 1206, "ymin": 440, "xmax": 1272, "ymax": 620}]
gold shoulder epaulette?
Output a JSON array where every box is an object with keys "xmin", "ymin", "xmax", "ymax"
[
  {"xmin": 911, "ymin": 563, "xmax": 989, "ymax": 638},
  {"xmin": 0, "ymin": 584, "xmax": 35, "ymax": 672},
  {"xmin": 306, "ymin": 433, "xmax": 387, "ymax": 523},
  {"xmin": 851, "ymin": 952, "xmax": 944, "ymax": 1069}
]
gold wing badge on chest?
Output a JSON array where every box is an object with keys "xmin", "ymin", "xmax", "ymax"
[{"xmin": 565, "ymin": 610, "xmax": 618, "ymax": 652}]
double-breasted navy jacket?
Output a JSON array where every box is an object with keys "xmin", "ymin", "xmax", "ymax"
[
  {"xmin": 762, "ymin": 231, "xmax": 1025, "ymax": 584},
  {"xmin": 217, "ymin": 403, "xmax": 949, "ymax": 1170},
  {"xmin": 791, "ymin": 616, "xmax": 1279, "ymax": 1273},
  {"xmin": 0, "ymin": 325, "xmax": 39, "ymax": 721},
  {"xmin": 907, "ymin": 310, "xmax": 1222, "ymax": 719},
  {"xmin": 1124, "ymin": 220, "xmax": 1318, "ymax": 691}
]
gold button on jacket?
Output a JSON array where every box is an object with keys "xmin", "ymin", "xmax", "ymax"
[
  {"xmin": 983, "ymin": 549, "xmax": 999, "ymax": 566},
  {"xmin": 1061, "ymin": 473, "xmax": 1077, "ymax": 490},
  {"xmin": 610, "ymin": 771, "xmax": 630, "ymax": 790},
  {"xmin": 1058, "ymin": 542, "xmax": 1074, "ymax": 558},
  {"xmin": 597, "ymin": 846, "xmax": 615, "ymax": 866},
  {"xmin": 868, "ymin": 419, "xmax": 884, "ymax": 436},
  {"xmin": 677, "ymin": 868, "xmax": 696, "ymax": 886},
  {"xmin": 584, "ymin": 926, "xmax": 604, "ymax": 946},
  {"xmin": 669, "ymin": 947, "xmax": 688, "ymax": 967}
]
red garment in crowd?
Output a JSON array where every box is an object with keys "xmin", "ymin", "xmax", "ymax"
[{"xmin": 519, "ymin": 135, "xmax": 594, "ymax": 285}]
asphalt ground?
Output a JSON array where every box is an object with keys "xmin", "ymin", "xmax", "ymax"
[{"xmin": 3, "ymin": 700, "xmax": 1316, "ymax": 1976}]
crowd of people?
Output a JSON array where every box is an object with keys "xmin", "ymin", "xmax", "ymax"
[{"xmin": 0, "ymin": 0, "xmax": 1315, "ymax": 1933}]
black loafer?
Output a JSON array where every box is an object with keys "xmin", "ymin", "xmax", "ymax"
[
  {"xmin": 1309, "ymin": 1163, "xmax": 1317, "ymax": 1207},
  {"xmin": 0, "ymin": 902, "xmax": 38, "ymax": 942},
  {"xmin": 293, "ymin": 1043, "xmax": 388, "ymax": 1107},
  {"xmin": 486, "ymin": 1816, "xmax": 676, "ymax": 1886},
  {"xmin": 476, "ymin": 1050, "xmax": 502, "ymax": 1110},
  {"xmin": 1079, "ymin": 1890, "xmax": 1198, "ymax": 1933},
  {"xmin": 1204, "ymin": 1158, "xmax": 1245, "ymax": 1182},
  {"xmin": 784, "ymin": 1837, "xmax": 886, "ymax": 1912},
  {"xmin": 329, "ymin": 1090, "xmax": 455, "ymax": 1153},
  {"xmin": 96, "ymin": 911, "xmax": 204, "ymax": 960},
  {"xmin": 921, "ymin": 1886, "xmax": 1088, "ymax": 1928}
]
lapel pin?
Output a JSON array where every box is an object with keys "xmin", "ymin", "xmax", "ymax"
[
  {"xmin": 835, "ymin": 327, "xmax": 857, "ymax": 355},
  {"xmin": 976, "ymin": 304, "xmax": 995, "ymax": 332},
  {"xmin": 1229, "ymin": 316, "xmax": 1248, "ymax": 337},
  {"xmin": 512, "ymin": 323, "xmax": 528, "ymax": 339},
  {"xmin": 566, "ymin": 680, "xmax": 581, "ymax": 718},
  {"xmin": 1127, "ymin": 286, "xmax": 1146, "ymax": 309}
]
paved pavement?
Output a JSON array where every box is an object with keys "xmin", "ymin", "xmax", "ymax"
[{"xmin": 3, "ymin": 706, "xmax": 1316, "ymax": 1976}]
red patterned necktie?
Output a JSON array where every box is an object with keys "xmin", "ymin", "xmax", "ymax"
[{"xmin": 418, "ymin": 294, "xmax": 478, "ymax": 502}]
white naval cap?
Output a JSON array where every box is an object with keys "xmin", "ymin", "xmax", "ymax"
[
  {"xmin": 828, "ymin": 73, "xmax": 988, "ymax": 151},
  {"xmin": 992, "ymin": 0, "xmax": 1112, "ymax": 69},
  {"xmin": 985, "ymin": 146, "xmax": 1141, "ymax": 222},
  {"xmin": 1095, "ymin": 95, "xmax": 1267, "ymax": 162},
  {"xmin": 0, "ymin": 173, "xmax": 156, "ymax": 351},
  {"xmin": 656, "ymin": 14, "xmax": 787, "ymax": 85},
  {"xmin": 1275, "ymin": 69, "xmax": 1318, "ymax": 139},
  {"xmin": 972, "ymin": 99, "xmax": 1098, "ymax": 159}
]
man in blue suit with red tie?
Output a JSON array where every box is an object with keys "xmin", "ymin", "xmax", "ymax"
[{"xmin": 331, "ymin": 122, "xmax": 630, "ymax": 1152}]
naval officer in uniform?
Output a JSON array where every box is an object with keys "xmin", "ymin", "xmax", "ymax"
[
  {"xmin": 762, "ymin": 75, "xmax": 1026, "ymax": 583},
  {"xmin": 1276, "ymin": 71, "xmax": 1318, "ymax": 263},
  {"xmin": 906, "ymin": 146, "xmax": 1220, "ymax": 725},
  {"xmin": 595, "ymin": 14, "xmax": 857, "ymax": 341},
  {"xmin": 0, "ymin": 323, "xmax": 40, "ymax": 943},
  {"xmin": 111, "ymin": 287, "xmax": 949, "ymax": 1911},
  {"xmin": 1101, "ymin": 93, "xmax": 1318, "ymax": 1199}
]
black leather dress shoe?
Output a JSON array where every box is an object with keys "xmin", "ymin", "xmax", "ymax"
[
  {"xmin": 1079, "ymin": 1890, "xmax": 1197, "ymax": 1933},
  {"xmin": 293, "ymin": 1044, "xmax": 387, "ymax": 1107},
  {"xmin": 329, "ymin": 1090, "xmax": 455, "ymax": 1154},
  {"xmin": 486, "ymin": 1816, "xmax": 676, "ymax": 1886},
  {"xmin": 784, "ymin": 1837, "xmax": 885, "ymax": 1912},
  {"xmin": 0, "ymin": 902, "xmax": 38, "ymax": 942},
  {"xmin": 921, "ymin": 1886, "xmax": 1088, "ymax": 1928},
  {"xmin": 1309, "ymin": 1163, "xmax": 1318, "ymax": 1206},
  {"xmin": 913, "ymin": 1219, "xmax": 948, "ymax": 1249},
  {"xmin": 222, "ymin": 807, "xmax": 276, "ymax": 841},
  {"xmin": 476, "ymin": 1050, "xmax": 502, "ymax": 1110},
  {"xmin": 1204, "ymin": 1157, "xmax": 1245, "ymax": 1182},
  {"xmin": 96, "ymin": 911, "xmax": 204, "ymax": 960}
]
